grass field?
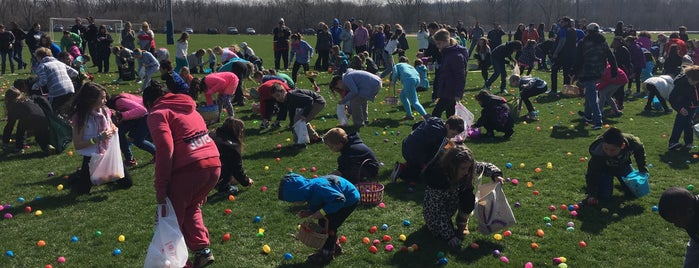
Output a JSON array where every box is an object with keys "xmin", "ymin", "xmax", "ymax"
[{"xmin": 0, "ymin": 33, "xmax": 698, "ymax": 267}]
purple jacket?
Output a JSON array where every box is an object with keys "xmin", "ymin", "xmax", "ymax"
[
  {"xmin": 628, "ymin": 42, "xmax": 645, "ymax": 70},
  {"xmin": 437, "ymin": 44, "xmax": 469, "ymax": 99}
]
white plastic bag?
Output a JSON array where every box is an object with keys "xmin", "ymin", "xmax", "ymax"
[
  {"xmin": 144, "ymin": 198, "xmax": 188, "ymax": 268},
  {"xmin": 474, "ymin": 181, "xmax": 516, "ymax": 235},
  {"xmin": 452, "ymin": 102, "xmax": 474, "ymax": 142},
  {"xmin": 293, "ymin": 120, "xmax": 310, "ymax": 144},
  {"xmin": 336, "ymin": 104, "xmax": 349, "ymax": 126},
  {"xmin": 89, "ymin": 134, "xmax": 125, "ymax": 185}
]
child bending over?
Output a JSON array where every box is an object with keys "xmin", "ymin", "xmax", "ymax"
[
  {"xmin": 323, "ymin": 128, "xmax": 379, "ymax": 183},
  {"xmin": 278, "ymin": 173, "xmax": 359, "ymax": 264},
  {"xmin": 472, "ymin": 90, "xmax": 514, "ymax": 139},
  {"xmin": 211, "ymin": 117, "xmax": 254, "ymax": 195},
  {"xmin": 509, "ymin": 74, "xmax": 547, "ymax": 120}
]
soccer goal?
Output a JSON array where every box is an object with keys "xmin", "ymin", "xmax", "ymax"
[{"xmin": 49, "ymin": 18, "xmax": 124, "ymax": 44}]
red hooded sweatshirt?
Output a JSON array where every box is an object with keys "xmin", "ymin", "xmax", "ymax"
[
  {"xmin": 147, "ymin": 93, "xmax": 220, "ymax": 201},
  {"xmin": 257, "ymin": 79, "xmax": 291, "ymax": 118}
]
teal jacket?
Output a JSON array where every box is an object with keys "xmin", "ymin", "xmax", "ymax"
[{"xmin": 278, "ymin": 173, "xmax": 359, "ymax": 216}]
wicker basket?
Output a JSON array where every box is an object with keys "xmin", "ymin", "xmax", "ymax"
[
  {"xmin": 197, "ymin": 104, "xmax": 220, "ymax": 125},
  {"xmin": 356, "ymin": 181, "xmax": 384, "ymax": 205},
  {"xmin": 297, "ymin": 220, "xmax": 329, "ymax": 249},
  {"xmin": 561, "ymin": 84, "xmax": 581, "ymax": 97}
]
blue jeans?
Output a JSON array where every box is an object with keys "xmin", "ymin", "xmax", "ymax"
[
  {"xmin": 670, "ymin": 109, "xmax": 696, "ymax": 146},
  {"xmin": 583, "ymin": 79, "xmax": 603, "ymax": 126},
  {"xmin": 485, "ymin": 58, "xmax": 506, "ymax": 90},
  {"xmin": 12, "ymin": 45, "xmax": 24, "ymax": 67},
  {"xmin": 592, "ymin": 164, "xmax": 633, "ymax": 200},
  {"xmin": 0, "ymin": 49, "xmax": 14, "ymax": 74},
  {"xmin": 118, "ymin": 116, "xmax": 156, "ymax": 161}
]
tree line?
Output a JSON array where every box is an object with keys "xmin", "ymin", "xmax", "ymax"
[{"xmin": 0, "ymin": 0, "xmax": 695, "ymax": 34}]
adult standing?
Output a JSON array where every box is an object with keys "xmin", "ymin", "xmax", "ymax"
[
  {"xmin": 549, "ymin": 17, "xmax": 577, "ymax": 97},
  {"xmin": 330, "ymin": 18, "xmax": 343, "ymax": 47},
  {"xmin": 329, "ymin": 69, "xmax": 381, "ymax": 128},
  {"xmin": 94, "ymin": 25, "xmax": 113, "ymax": 73},
  {"xmin": 142, "ymin": 80, "xmax": 221, "ymax": 268},
  {"xmin": 25, "ymin": 23, "xmax": 43, "ymax": 67},
  {"xmin": 9, "ymin": 22, "xmax": 26, "ymax": 70},
  {"xmin": 32, "ymin": 47, "xmax": 78, "ymax": 114},
  {"xmin": 315, "ymin": 22, "xmax": 333, "ymax": 72},
  {"xmin": 432, "ymin": 29, "xmax": 468, "ymax": 118},
  {"xmin": 417, "ymin": 22, "xmax": 430, "ymax": 52},
  {"xmin": 468, "ymin": 22, "xmax": 484, "ymax": 57},
  {"xmin": 0, "ymin": 24, "xmax": 15, "ymax": 75},
  {"xmin": 487, "ymin": 23, "xmax": 506, "ymax": 49},
  {"xmin": 522, "ymin": 23, "xmax": 539, "ymax": 43},
  {"xmin": 85, "ymin": 17, "xmax": 98, "ymax": 65},
  {"xmin": 273, "ymin": 18, "xmax": 291, "ymax": 71},
  {"xmin": 572, "ymin": 23, "xmax": 617, "ymax": 130},
  {"xmin": 353, "ymin": 20, "xmax": 369, "ymax": 54},
  {"xmin": 121, "ymin": 21, "xmax": 136, "ymax": 51},
  {"xmin": 420, "ymin": 22, "xmax": 443, "ymax": 102},
  {"xmin": 70, "ymin": 17, "xmax": 87, "ymax": 52}
]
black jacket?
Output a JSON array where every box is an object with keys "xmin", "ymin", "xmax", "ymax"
[
  {"xmin": 337, "ymin": 132, "xmax": 379, "ymax": 183},
  {"xmin": 669, "ymin": 73, "xmax": 699, "ymax": 111},
  {"xmin": 573, "ymin": 32, "xmax": 617, "ymax": 82},
  {"xmin": 285, "ymin": 89, "xmax": 325, "ymax": 121},
  {"xmin": 585, "ymin": 133, "xmax": 646, "ymax": 197},
  {"xmin": 401, "ymin": 116, "xmax": 447, "ymax": 165},
  {"xmin": 211, "ymin": 126, "xmax": 251, "ymax": 186}
]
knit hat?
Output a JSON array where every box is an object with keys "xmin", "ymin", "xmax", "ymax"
[
  {"xmin": 279, "ymin": 18, "xmax": 285, "ymax": 24},
  {"xmin": 586, "ymin": 23, "xmax": 600, "ymax": 31}
]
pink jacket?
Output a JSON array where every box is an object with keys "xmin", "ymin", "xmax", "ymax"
[
  {"xmin": 596, "ymin": 64, "xmax": 628, "ymax": 90},
  {"xmin": 204, "ymin": 72, "xmax": 239, "ymax": 105},
  {"xmin": 111, "ymin": 93, "xmax": 147, "ymax": 121},
  {"xmin": 147, "ymin": 93, "xmax": 220, "ymax": 202}
]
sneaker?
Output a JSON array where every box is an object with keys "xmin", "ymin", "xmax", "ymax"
[
  {"xmin": 260, "ymin": 121, "xmax": 269, "ymax": 129},
  {"xmin": 313, "ymin": 85, "xmax": 321, "ymax": 92},
  {"xmin": 577, "ymin": 111, "xmax": 592, "ymax": 123},
  {"xmin": 686, "ymin": 143, "xmax": 694, "ymax": 149},
  {"xmin": 389, "ymin": 162, "xmax": 403, "ymax": 183},
  {"xmin": 219, "ymin": 185, "xmax": 239, "ymax": 196},
  {"xmin": 527, "ymin": 111, "xmax": 539, "ymax": 121},
  {"xmin": 499, "ymin": 89, "xmax": 509, "ymax": 95},
  {"xmin": 591, "ymin": 125, "xmax": 603, "ymax": 130},
  {"xmin": 271, "ymin": 121, "xmax": 281, "ymax": 128},
  {"xmin": 503, "ymin": 129, "xmax": 514, "ymax": 139},
  {"xmin": 193, "ymin": 248, "xmax": 214, "ymax": 268},
  {"xmin": 669, "ymin": 142, "xmax": 682, "ymax": 150},
  {"xmin": 125, "ymin": 158, "xmax": 138, "ymax": 167},
  {"xmin": 402, "ymin": 115, "xmax": 415, "ymax": 121}
]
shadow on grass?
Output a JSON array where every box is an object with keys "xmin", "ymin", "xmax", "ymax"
[
  {"xmin": 548, "ymin": 123, "xmax": 592, "ymax": 139},
  {"xmin": 0, "ymin": 150, "xmax": 49, "ymax": 162},
  {"xmin": 658, "ymin": 149, "xmax": 699, "ymax": 170},
  {"xmin": 388, "ymin": 226, "xmax": 503, "ymax": 266},
  {"xmin": 577, "ymin": 193, "xmax": 644, "ymax": 234}
]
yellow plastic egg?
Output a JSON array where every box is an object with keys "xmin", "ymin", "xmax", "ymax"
[
  {"xmin": 262, "ymin": 244, "xmax": 271, "ymax": 254},
  {"xmin": 57, "ymin": 184, "xmax": 64, "ymax": 191},
  {"xmin": 118, "ymin": 235, "xmax": 125, "ymax": 242},
  {"xmin": 399, "ymin": 234, "xmax": 407, "ymax": 241},
  {"xmin": 34, "ymin": 210, "xmax": 43, "ymax": 216},
  {"xmin": 493, "ymin": 234, "xmax": 503, "ymax": 240}
]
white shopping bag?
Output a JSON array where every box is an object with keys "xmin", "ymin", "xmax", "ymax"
[
  {"xmin": 89, "ymin": 133, "xmax": 125, "ymax": 185},
  {"xmin": 474, "ymin": 181, "xmax": 516, "ymax": 235},
  {"xmin": 452, "ymin": 102, "xmax": 474, "ymax": 142},
  {"xmin": 144, "ymin": 198, "xmax": 188, "ymax": 268},
  {"xmin": 336, "ymin": 104, "xmax": 349, "ymax": 126},
  {"xmin": 293, "ymin": 120, "xmax": 310, "ymax": 144}
]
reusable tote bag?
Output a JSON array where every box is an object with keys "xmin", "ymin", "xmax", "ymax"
[
  {"xmin": 89, "ymin": 133, "xmax": 125, "ymax": 185},
  {"xmin": 452, "ymin": 102, "xmax": 474, "ymax": 142},
  {"xmin": 144, "ymin": 198, "xmax": 188, "ymax": 268},
  {"xmin": 474, "ymin": 179, "xmax": 516, "ymax": 235}
]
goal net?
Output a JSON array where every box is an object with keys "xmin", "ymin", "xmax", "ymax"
[{"xmin": 49, "ymin": 18, "xmax": 124, "ymax": 44}]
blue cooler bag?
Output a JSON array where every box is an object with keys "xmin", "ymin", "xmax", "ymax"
[{"xmin": 622, "ymin": 170, "xmax": 650, "ymax": 197}]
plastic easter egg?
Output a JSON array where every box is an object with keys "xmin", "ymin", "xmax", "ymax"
[
  {"xmin": 382, "ymin": 235, "xmax": 392, "ymax": 242},
  {"xmin": 113, "ymin": 248, "xmax": 122, "ymax": 256},
  {"xmin": 566, "ymin": 152, "xmax": 573, "ymax": 156},
  {"xmin": 378, "ymin": 202, "xmax": 386, "ymax": 208},
  {"xmin": 511, "ymin": 179, "xmax": 519, "ymax": 186},
  {"xmin": 285, "ymin": 138, "xmax": 291, "ymax": 142},
  {"xmin": 527, "ymin": 181, "xmax": 533, "ymax": 188},
  {"xmin": 310, "ymin": 166, "xmax": 317, "ymax": 172},
  {"xmin": 276, "ymin": 144, "xmax": 282, "ymax": 149},
  {"xmin": 549, "ymin": 205, "xmax": 556, "ymax": 211},
  {"xmin": 568, "ymin": 205, "xmax": 575, "ymax": 211},
  {"xmin": 570, "ymin": 211, "xmax": 578, "ymax": 217},
  {"xmin": 559, "ymin": 257, "xmax": 567, "ymax": 263},
  {"xmin": 275, "ymin": 157, "xmax": 281, "ymax": 162},
  {"xmin": 261, "ymin": 186, "xmax": 268, "ymax": 192},
  {"xmin": 4, "ymin": 213, "xmax": 12, "ymax": 219},
  {"xmin": 533, "ymin": 190, "xmax": 540, "ymax": 196},
  {"xmin": 545, "ymin": 222, "xmax": 552, "ymax": 227},
  {"xmin": 369, "ymin": 226, "xmax": 377, "ymax": 233},
  {"xmin": 553, "ymin": 257, "xmax": 562, "ymax": 264},
  {"xmin": 438, "ymin": 257, "xmax": 448, "ymax": 265},
  {"xmin": 17, "ymin": 197, "xmax": 24, "ymax": 202},
  {"xmin": 534, "ymin": 167, "xmax": 542, "ymax": 173},
  {"xmin": 503, "ymin": 230, "xmax": 512, "ymax": 237},
  {"xmin": 411, "ymin": 244, "xmax": 419, "ymax": 251},
  {"xmin": 567, "ymin": 222, "xmax": 574, "ymax": 227},
  {"xmin": 550, "ymin": 215, "xmax": 558, "ymax": 221},
  {"xmin": 57, "ymin": 184, "xmax": 64, "ymax": 191},
  {"xmin": 222, "ymin": 233, "xmax": 231, "ymax": 242},
  {"xmin": 530, "ymin": 242, "xmax": 539, "ymax": 249},
  {"xmin": 369, "ymin": 245, "xmax": 378, "ymax": 253},
  {"xmin": 339, "ymin": 235, "xmax": 347, "ymax": 243},
  {"xmin": 264, "ymin": 166, "xmax": 269, "ymax": 171},
  {"xmin": 228, "ymin": 195, "xmax": 235, "ymax": 201},
  {"xmin": 652, "ymin": 205, "xmax": 659, "ymax": 212},
  {"xmin": 70, "ymin": 236, "xmax": 79, "ymax": 242},
  {"xmin": 466, "ymin": 242, "xmax": 477, "ymax": 249},
  {"xmin": 24, "ymin": 206, "xmax": 32, "ymax": 213},
  {"xmin": 566, "ymin": 227, "xmax": 575, "ymax": 231},
  {"xmin": 688, "ymin": 185, "xmax": 695, "ymax": 191},
  {"xmin": 253, "ymin": 216, "xmax": 261, "ymax": 223},
  {"xmin": 45, "ymin": 265, "xmax": 53, "ymax": 268},
  {"xmin": 544, "ymin": 216, "xmax": 551, "ymax": 223},
  {"xmin": 500, "ymin": 256, "xmax": 509, "ymax": 263},
  {"xmin": 525, "ymin": 261, "xmax": 534, "ymax": 268},
  {"xmin": 5, "ymin": 250, "xmax": 14, "ymax": 257},
  {"xmin": 514, "ymin": 202, "xmax": 521, "ymax": 208},
  {"xmin": 372, "ymin": 239, "xmax": 381, "ymax": 245},
  {"xmin": 224, "ymin": 209, "xmax": 232, "ymax": 215},
  {"xmin": 536, "ymin": 229, "xmax": 544, "ymax": 237},
  {"xmin": 403, "ymin": 220, "xmax": 411, "ymax": 226},
  {"xmin": 519, "ymin": 163, "xmax": 525, "ymax": 169},
  {"xmin": 381, "ymin": 223, "xmax": 389, "ymax": 230},
  {"xmin": 283, "ymin": 252, "xmax": 293, "ymax": 260},
  {"xmin": 505, "ymin": 162, "xmax": 513, "ymax": 168},
  {"xmin": 362, "ymin": 237, "xmax": 370, "ymax": 244},
  {"xmin": 67, "ymin": 151, "xmax": 73, "ymax": 156},
  {"xmin": 385, "ymin": 244, "xmax": 394, "ymax": 251},
  {"xmin": 558, "ymin": 264, "xmax": 568, "ymax": 268},
  {"xmin": 37, "ymin": 240, "xmax": 46, "ymax": 247},
  {"xmin": 492, "ymin": 249, "xmax": 501, "ymax": 257},
  {"xmin": 579, "ymin": 240, "xmax": 587, "ymax": 248},
  {"xmin": 118, "ymin": 235, "xmax": 125, "ymax": 242},
  {"xmin": 57, "ymin": 256, "xmax": 66, "ymax": 263},
  {"xmin": 493, "ymin": 234, "xmax": 503, "ymax": 240},
  {"xmin": 262, "ymin": 244, "xmax": 271, "ymax": 254},
  {"xmin": 546, "ymin": 162, "xmax": 553, "ymax": 169},
  {"xmin": 399, "ymin": 234, "xmax": 407, "ymax": 241}
]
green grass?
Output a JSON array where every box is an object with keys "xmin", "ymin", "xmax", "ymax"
[{"xmin": 0, "ymin": 33, "xmax": 697, "ymax": 267}]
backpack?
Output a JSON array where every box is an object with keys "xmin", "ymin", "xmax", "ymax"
[{"xmin": 34, "ymin": 98, "xmax": 72, "ymax": 154}]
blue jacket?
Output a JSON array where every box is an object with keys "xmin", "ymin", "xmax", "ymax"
[
  {"xmin": 401, "ymin": 116, "xmax": 447, "ymax": 164},
  {"xmin": 290, "ymin": 40, "xmax": 313, "ymax": 64},
  {"xmin": 217, "ymin": 57, "xmax": 250, "ymax": 73},
  {"xmin": 391, "ymin": 63, "xmax": 420, "ymax": 88},
  {"xmin": 340, "ymin": 69, "xmax": 381, "ymax": 104},
  {"xmin": 278, "ymin": 173, "xmax": 359, "ymax": 215},
  {"xmin": 416, "ymin": 64, "xmax": 429, "ymax": 88},
  {"xmin": 330, "ymin": 19, "xmax": 343, "ymax": 46}
]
